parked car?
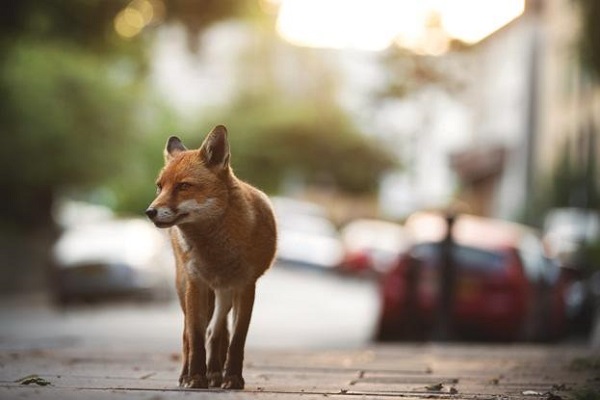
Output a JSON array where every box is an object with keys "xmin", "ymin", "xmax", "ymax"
[
  {"xmin": 271, "ymin": 197, "xmax": 344, "ymax": 270},
  {"xmin": 543, "ymin": 208, "xmax": 600, "ymax": 334},
  {"xmin": 51, "ymin": 217, "xmax": 173, "ymax": 304},
  {"xmin": 339, "ymin": 218, "xmax": 408, "ymax": 276},
  {"xmin": 376, "ymin": 211, "xmax": 566, "ymax": 342}
]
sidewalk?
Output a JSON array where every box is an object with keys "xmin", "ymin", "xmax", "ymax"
[{"xmin": 1, "ymin": 342, "xmax": 598, "ymax": 399}]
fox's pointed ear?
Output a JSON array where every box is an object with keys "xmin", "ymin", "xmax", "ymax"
[
  {"xmin": 199, "ymin": 125, "xmax": 230, "ymax": 169},
  {"xmin": 164, "ymin": 136, "xmax": 187, "ymax": 163}
]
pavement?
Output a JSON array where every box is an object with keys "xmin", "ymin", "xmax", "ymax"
[
  {"xmin": 1, "ymin": 267, "xmax": 599, "ymax": 400},
  {"xmin": 1, "ymin": 340, "xmax": 599, "ymax": 399}
]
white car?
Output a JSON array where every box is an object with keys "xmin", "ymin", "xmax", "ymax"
[
  {"xmin": 271, "ymin": 197, "xmax": 344, "ymax": 270},
  {"xmin": 51, "ymin": 217, "xmax": 173, "ymax": 303}
]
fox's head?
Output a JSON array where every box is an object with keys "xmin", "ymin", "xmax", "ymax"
[{"xmin": 145, "ymin": 125, "xmax": 232, "ymax": 228}]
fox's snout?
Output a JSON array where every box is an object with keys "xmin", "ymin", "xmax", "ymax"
[
  {"xmin": 144, "ymin": 201, "xmax": 183, "ymax": 228},
  {"xmin": 145, "ymin": 207, "xmax": 158, "ymax": 219},
  {"xmin": 145, "ymin": 205, "xmax": 172, "ymax": 228},
  {"xmin": 145, "ymin": 197, "xmax": 220, "ymax": 228}
]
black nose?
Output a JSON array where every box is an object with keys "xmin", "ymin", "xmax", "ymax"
[{"xmin": 145, "ymin": 208, "xmax": 158, "ymax": 219}]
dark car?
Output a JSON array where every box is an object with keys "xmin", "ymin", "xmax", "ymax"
[{"xmin": 376, "ymin": 212, "xmax": 566, "ymax": 342}]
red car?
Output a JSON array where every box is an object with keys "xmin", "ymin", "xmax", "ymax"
[{"xmin": 376, "ymin": 212, "xmax": 566, "ymax": 342}]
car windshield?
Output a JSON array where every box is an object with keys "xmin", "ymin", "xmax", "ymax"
[{"xmin": 411, "ymin": 243, "xmax": 505, "ymax": 272}]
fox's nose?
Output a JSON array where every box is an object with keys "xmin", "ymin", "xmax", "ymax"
[{"xmin": 145, "ymin": 208, "xmax": 158, "ymax": 219}]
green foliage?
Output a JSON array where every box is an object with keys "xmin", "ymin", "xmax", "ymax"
[
  {"xmin": 580, "ymin": 240, "xmax": 600, "ymax": 273},
  {"xmin": 0, "ymin": 0, "xmax": 128, "ymax": 49},
  {"xmin": 0, "ymin": 0, "xmax": 254, "ymax": 53},
  {"xmin": 105, "ymin": 99, "xmax": 184, "ymax": 215},
  {"xmin": 578, "ymin": 0, "xmax": 600, "ymax": 81},
  {"xmin": 546, "ymin": 137, "xmax": 599, "ymax": 211},
  {"xmin": 0, "ymin": 40, "xmax": 139, "ymax": 228},
  {"xmin": 529, "ymin": 134, "xmax": 599, "ymax": 228},
  {"xmin": 0, "ymin": 0, "xmax": 257, "ymax": 228},
  {"xmin": 194, "ymin": 97, "xmax": 397, "ymax": 195}
]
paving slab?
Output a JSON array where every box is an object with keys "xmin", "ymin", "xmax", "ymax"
[{"xmin": 1, "ymin": 343, "xmax": 598, "ymax": 400}]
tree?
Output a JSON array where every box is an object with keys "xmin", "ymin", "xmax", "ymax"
[
  {"xmin": 0, "ymin": 0, "xmax": 256, "ymax": 293},
  {"xmin": 183, "ymin": 96, "xmax": 396, "ymax": 196},
  {"xmin": 578, "ymin": 0, "xmax": 600, "ymax": 81},
  {"xmin": 0, "ymin": 0, "xmax": 257, "ymax": 231}
]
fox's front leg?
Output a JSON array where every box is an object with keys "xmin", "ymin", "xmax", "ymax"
[
  {"xmin": 175, "ymin": 265, "xmax": 189, "ymax": 387},
  {"xmin": 206, "ymin": 289, "xmax": 232, "ymax": 387},
  {"xmin": 178, "ymin": 326, "xmax": 189, "ymax": 387},
  {"xmin": 180, "ymin": 280, "xmax": 210, "ymax": 389},
  {"xmin": 222, "ymin": 283, "xmax": 255, "ymax": 390}
]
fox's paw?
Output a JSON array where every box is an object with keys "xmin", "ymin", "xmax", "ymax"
[
  {"xmin": 222, "ymin": 375, "xmax": 244, "ymax": 390},
  {"xmin": 180, "ymin": 374, "xmax": 208, "ymax": 389},
  {"xmin": 207, "ymin": 372, "xmax": 222, "ymax": 388}
]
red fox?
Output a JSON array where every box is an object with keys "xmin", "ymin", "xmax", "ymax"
[{"xmin": 145, "ymin": 125, "xmax": 277, "ymax": 390}]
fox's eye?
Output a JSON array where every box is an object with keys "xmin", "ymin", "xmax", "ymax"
[
  {"xmin": 156, "ymin": 183, "xmax": 162, "ymax": 194},
  {"xmin": 177, "ymin": 182, "xmax": 192, "ymax": 191}
]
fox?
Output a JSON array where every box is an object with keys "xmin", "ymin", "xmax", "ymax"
[{"xmin": 145, "ymin": 125, "xmax": 277, "ymax": 390}]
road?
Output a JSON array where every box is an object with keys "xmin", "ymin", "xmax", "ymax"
[{"xmin": 0, "ymin": 265, "xmax": 380, "ymax": 352}]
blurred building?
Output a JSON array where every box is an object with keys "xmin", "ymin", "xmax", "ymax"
[
  {"xmin": 149, "ymin": 0, "xmax": 598, "ymax": 223},
  {"xmin": 452, "ymin": 0, "xmax": 599, "ymax": 221}
]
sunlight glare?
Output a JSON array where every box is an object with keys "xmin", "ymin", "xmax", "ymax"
[
  {"xmin": 275, "ymin": 0, "xmax": 525, "ymax": 53},
  {"xmin": 439, "ymin": 0, "xmax": 525, "ymax": 44},
  {"xmin": 277, "ymin": 0, "xmax": 408, "ymax": 51}
]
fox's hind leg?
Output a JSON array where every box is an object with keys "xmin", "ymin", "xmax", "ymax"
[{"xmin": 222, "ymin": 283, "xmax": 255, "ymax": 390}]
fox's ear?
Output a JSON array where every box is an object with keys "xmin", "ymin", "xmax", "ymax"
[
  {"xmin": 199, "ymin": 125, "xmax": 230, "ymax": 169},
  {"xmin": 164, "ymin": 136, "xmax": 187, "ymax": 163}
]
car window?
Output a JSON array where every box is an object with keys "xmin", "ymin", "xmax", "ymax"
[{"xmin": 411, "ymin": 243, "xmax": 505, "ymax": 272}]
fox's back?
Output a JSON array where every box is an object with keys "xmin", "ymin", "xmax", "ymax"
[{"xmin": 218, "ymin": 179, "xmax": 277, "ymax": 277}]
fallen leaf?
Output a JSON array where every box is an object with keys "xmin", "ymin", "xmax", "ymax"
[
  {"xmin": 16, "ymin": 375, "xmax": 51, "ymax": 386},
  {"xmin": 139, "ymin": 372, "xmax": 156, "ymax": 380}
]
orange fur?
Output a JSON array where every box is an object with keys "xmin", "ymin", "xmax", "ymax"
[{"xmin": 146, "ymin": 125, "xmax": 277, "ymax": 389}]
